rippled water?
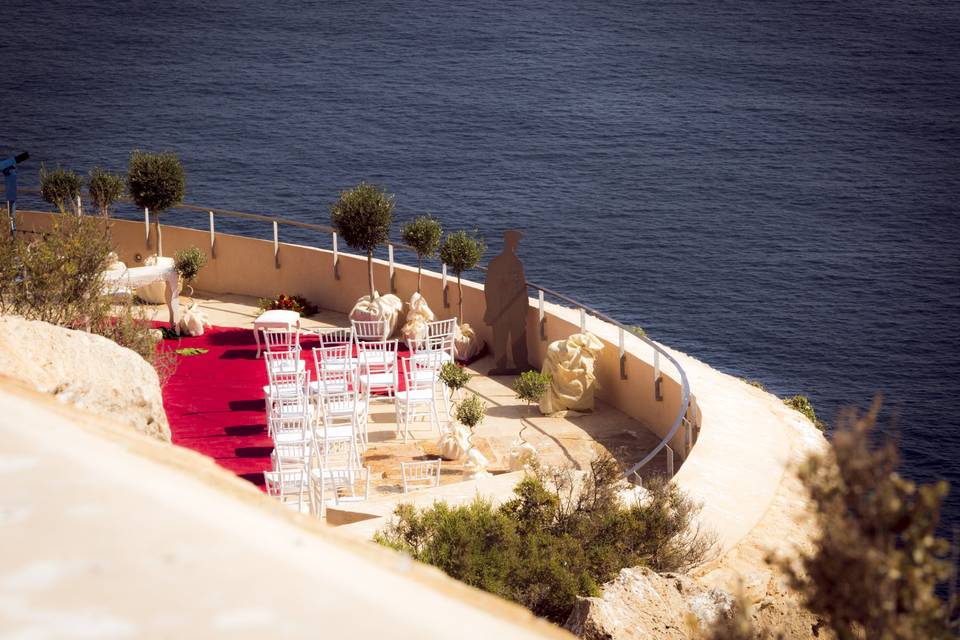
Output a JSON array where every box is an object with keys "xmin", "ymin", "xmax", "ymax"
[{"xmin": 7, "ymin": 0, "xmax": 960, "ymax": 527}]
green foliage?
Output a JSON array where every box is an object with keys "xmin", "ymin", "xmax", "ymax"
[
  {"xmin": 175, "ymin": 347, "xmax": 209, "ymax": 356},
  {"xmin": 256, "ymin": 293, "xmax": 318, "ymax": 316},
  {"xmin": 771, "ymin": 399, "xmax": 956, "ymax": 639},
  {"xmin": 783, "ymin": 394, "xmax": 826, "ymax": 431},
  {"xmin": 126, "ymin": 150, "xmax": 186, "ymax": 214},
  {"xmin": 629, "ymin": 326, "xmax": 647, "ymax": 338},
  {"xmin": 330, "ymin": 181, "xmax": 395, "ymax": 252},
  {"xmin": 455, "ymin": 393, "xmax": 486, "ymax": 429},
  {"xmin": 173, "ymin": 246, "xmax": 207, "ymax": 284},
  {"xmin": 88, "ymin": 167, "xmax": 126, "ymax": 217},
  {"xmin": 0, "ymin": 215, "xmax": 173, "ymax": 379},
  {"xmin": 439, "ymin": 230, "xmax": 485, "ymax": 321},
  {"xmin": 39, "ymin": 164, "xmax": 82, "ymax": 213},
  {"xmin": 439, "ymin": 230, "xmax": 485, "ymax": 276},
  {"xmin": 743, "ymin": 378, "xmax": 767, "ymax": 391},
  {"xmin": 401, "ymin": 215, "xmax": 443, "ymax": 291},
  {"xmin": 330, "ymin": 181, "xmax": 395, "ymax": 297},
  {"xmin": 401, "ymin": 215, "xmax": 442, "ymax": 259},
  {"xmin": 376, "ymin": 454, "xmax": 715, "ymax": 623},
  {"xmin": 438, "ymin": 361, "xmax": 471, "ymax": 391},
  {"xmin": 514, "ymin": 370, "xmax": 551, "ymax": 405}
]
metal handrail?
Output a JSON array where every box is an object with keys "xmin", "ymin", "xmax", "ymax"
[{"xmin": 14, "ymin": 189, "xmax": 693, "ymax": 478}]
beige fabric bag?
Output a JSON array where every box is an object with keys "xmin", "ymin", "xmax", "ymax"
[
  {"xmin": 453, "ymin": 322, "xmax": 484, "ymax": 361},
  {"xmin": 401, "ymin": 292, "xmax": 435, "ymax": 345},
  {"xmin": 178, "ymin": 302, "xmax": 212, "ymax": 337},
  {"xmin": 539, "ymin": 332, "xmax": 604, "ymax": 415},
  {"xmin": 348, "ymin": 292, "xmax": 403, "ymax": 338}
]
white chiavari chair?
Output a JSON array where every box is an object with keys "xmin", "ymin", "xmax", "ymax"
[
  {"xmin": 400, "ymin": 459, "xmax": 442, "ymax": 493},
  {"xmin": 351, "ymin": 318, "xmax": 389, "ymax": 342},
  {"xmin": 357, "ymin": 339, "xmax": 398, "ymax": 404},
  {"xmin": 395, "ymin": 352, "xmax": 443, "ymax": 442}
]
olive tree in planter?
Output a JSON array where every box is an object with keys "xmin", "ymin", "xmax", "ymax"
[
  {"xmin": 439, "ymin": 360, "xmax": 472, "ymax": 417},
  {"xmin": 438, "ymin": 230, "xmax": 485, "ymax": 323},
  {"xmin": 39, "ymin": 164, "xmax": 82, "ymax": 214},
  {"xmin": 400, "ymin": 214, "xmax": 442, "ymax": 293},
  {"xmin": 330, "ymin": 181, "xmax": 395, "ymax": 299},
  {"xmin": 88, "ymin": 167, "xmax": 126, "ymax": 217},
  {"xmin": 127, "ymin": 150, "xmax": 186, "ymax": 257},
  {"xmin": 174, "ymin": 246, "xmax": 208, "ymax": 299},
  {"xmin": 512, "ymin": 370, "xmax": 551, "ymax": 466}
]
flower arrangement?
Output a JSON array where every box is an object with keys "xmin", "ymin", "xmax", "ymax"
[{"xmin": 257, "ymin": 293, "xmax": 318, "ymax": 317}]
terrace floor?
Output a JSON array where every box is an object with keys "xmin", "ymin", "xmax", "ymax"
[{"xmin": 145, "ymin": 291, "xmax": 668, "ymax": 498}]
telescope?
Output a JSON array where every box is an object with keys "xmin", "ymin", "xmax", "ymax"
[{"xmin": 3, "ymin": 151, "xmax": 29, "ymax": 234}]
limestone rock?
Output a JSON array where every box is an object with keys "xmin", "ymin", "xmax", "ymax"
[
  {"xmin": 563, "ymin": 567, "xmax": 734, "ymax": 640},
  {"xmin": 0, "ymin": 316, "xmax": 171, "ymax": 442}
]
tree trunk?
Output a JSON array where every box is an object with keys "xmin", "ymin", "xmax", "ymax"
[
  {"xmin": 457, "ymin": 275, "xmax": 464, "ymax": 323},
  {"xmin": 367, "ymin": 250, "xmax": 375, "ymax": 299},
  {"xmin": 417, "ymin": 258, "xmax": 423, "ymax": 293},
  {"xmin": 154, "ymin": 216, "xmax": 163, "ymax": 256}
]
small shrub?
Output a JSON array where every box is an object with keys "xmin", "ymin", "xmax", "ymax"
[
  {"xmin": 771, "ymin": 399, "xmax": 956, "ymax": 639},
  {"xmin": 439, "ymin": 230, "xmax": 485, "ymax": 323},
  {"xmin": 783, "ymin": 394, "xmax": 826, "ymax": 430},
  {"xmin": 743, "ymin": 378, "xmax": 767, "ymax": 391},
  {"xmin": 513, "ymin": 369, "xmax": 551, "ymax": 415},
  {"xmin": 438, "ymin": 360, "xmax": 471, "ymax": 392},
  {"xmin": 173, "ymin": 246, "xmax": 207, "ymax": 293},
  {"xmin": 401, "ymin": 215, "xmax": 442, "ymax": 292},
  {"xmin": 376, "ymin": 453, "xmax": 715, "ymax": 623},
  {"xmin": 330, "ymin": 181, "xmax": 394, "ymax": 298},
  {"xmin": 455, "ymin": 393, "xmax": 486, "ymax": 430},
  {"xmin": 39, "ymin": 164, "xmax": 82, "ymax": 213},
  {"xmin": 88, "ymin": 167, "xmax": 126, "ymax": 217},
  {"xmin": 629, "ymin": 326, "xmax": 647, "ymax": 338},
  {"xmin": 257, "ymin": 293, "xmax": 318, "ymax": 317}
]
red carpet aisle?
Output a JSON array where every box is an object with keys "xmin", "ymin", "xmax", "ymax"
[{"xmin": 158, "ymin": 326, "xmax": 410, "ymax": 488}]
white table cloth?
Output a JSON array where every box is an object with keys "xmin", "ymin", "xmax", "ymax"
[
  {"xmin": 253, "ymin": 309, "xmax": 301, "ymax": 358},
  {"xmin": 104, "ymin": 264, "xmax": 180, "ymax": 331}
]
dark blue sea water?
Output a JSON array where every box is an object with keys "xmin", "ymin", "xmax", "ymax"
[{"xmin": 6, "ymin": 1, "xmax": 960, "ymax": 527}]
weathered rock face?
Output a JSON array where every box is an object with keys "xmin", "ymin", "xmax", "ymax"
[
  {"xmin": 0, "ymin": 316, "xmax": 170, "ymax": 442},
  {"xmin": 564, "ymin": 567, "xmax": 734, "ymax": 639}
]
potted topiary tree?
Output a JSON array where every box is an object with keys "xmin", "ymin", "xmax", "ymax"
[
  {"xmin": 88, "ymin": 167, "xmax": 126, "ymax": 218},
  {"xmin": 330, "ymin": 181, "xmax": 394, "ymax": 299},
  {"xmin": 438, "ymin": 360, "xmax": 472, "ymax": 417},
  {"xmin": 401, "ymin": 214, "xmax": 442, "ymax": 293},
  {"xmin": 438, "ymin": 229, "xmax": 485, "ymax": 323},
  {"xmin": 173, "ymin": 246, "xmax": 208, "ymax": 299},
  {"xmin": 456, "ymin": 393, "xmax": 490, "ymax": 479},
  {"xmin": 127, "ymin": 150, "xmax": 186, "ymax": 257},
  {"xmin": 39, "ymin": 164, "xmax": 82, "ymax": 214},
  {"xmin": 510, "ymin": 369, "xmax": 551, "ymax": 471}
]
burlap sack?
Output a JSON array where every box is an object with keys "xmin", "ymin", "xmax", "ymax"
[{"xmin": 539, "ymin": 332, "xmax": 604, "ymax": 415}]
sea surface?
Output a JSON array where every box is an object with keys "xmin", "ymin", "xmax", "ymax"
[{"xmin": 6, "ymin": 1, "xmax": 960, "ymax": 528}]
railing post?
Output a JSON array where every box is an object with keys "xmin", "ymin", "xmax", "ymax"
[
  {"xmin": 208, "ymin": 211, "xmax": 216, "ymax": 258},
  {"xmin": 273, "ymin": 220, "xmax": 280, "ymax": 269},
  {"xmin": 666, "ymin": 446, "xmax": 675, "ymax": 477},
  {"xmin": 654, "ymin": 351, "xmax": 663, "ymax": 401},
  {"xmin": 388, "ymin": 243, "xmax": 396, "ymax": 293},
  {"xmin": 538, "ymin": 289, "xmax": 546, "ymax": 341},
  {"xmin": 144, "ymin": 207, "xmax": 151, "ymax": 249},
  {"xmin": 75, "ymin": 195, "xmax": 82, "ymax": 215},
  {"xmin": 579, "ymin": 307, "xmax": 586, "ymax": 333},
  {"xmin": 619, "ymin": 326, "xmax": 627, "ymax": 380},
  {"xmin": 442, "ymin": 263, "xmax": 450, "ymax": 308},
  {"xmin": 332, "ymin": 232, "xmax": 340, "ymax": 280}
]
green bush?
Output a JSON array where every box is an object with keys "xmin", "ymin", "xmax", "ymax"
[
  {"xmin": 455, "ymin": 393, "xmax": 486, "ymax": 429},
  {"xmin": 173, "ymin": 246, "xmax": 207, "ymax": 290},
  {"xmin": 770, "ymin": 399, "xmax": 956, "ymax": 639},
  {"xmin": 330, "ymin": 181, "xmax": 395, "ymax": 299},
  {"xmin": 439, "ymin": 230, "xmax": 485, "ymax": 323},
  {"xmin": 376, "ymin": 454, "xmax": 715, "ymax": 623},
  {"xmin": 514, "ymin": 369, "xmax": 551, "ymax": 415},
  {"xmin": 127, "ymin": 150, "xmax": 186, "ymax": 256},
  {"xmin": 0, "ymin": 215, "xmax": 173, "ymax": 380},
  {"xmin": 438, "ymin": 360, "xmax": 471, "ymax": 392},
  {"xmin": 783, "ymin": 394, "xmax": 826, "ymax": 431},
  {"xmin": 401, "ymin": 215, "xmax": 442, "ymax": 292},
  {"xmin": 88, "ymin": 167, "xmax": 126, "ymax": 217},
  {"xmin": 39, "ymin": 164, "xmax": 82, "ymax": 213},
  {"xmin": 743, "ymin": 378, "xmax": 767, "ymax": 391}
]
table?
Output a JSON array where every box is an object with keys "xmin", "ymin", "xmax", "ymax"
[
  {"xmin": 253, "ymin": 309, "xmax": 301, "ymax": 358},
  {"xmin": 104, "ymin": 264, "xmax": 180, "ymax": 332}
]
